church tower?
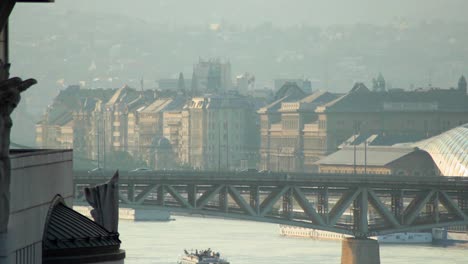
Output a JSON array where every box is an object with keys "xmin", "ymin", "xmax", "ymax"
[
  {"xmin": 177, "ymin": 72, "xmax": 186, "ymax": 94},
  {"xmin": 458, "ymin": 75, "xmax": 467, "ymax": 94},
  {"xmin": 372, "ymin": 73, "xmax": 386, "ymax": 92},
  {"xmin": 190, "ymin": 71, "xmax": 198, "ymax": 96}
]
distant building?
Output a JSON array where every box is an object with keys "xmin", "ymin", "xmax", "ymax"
[
  {"xmin": 35, "ymin": 85, "xmax": 113, "ymax": 152},
  {"xmin": 259, "ymin": 79, "xmax": 468, "ymax": 173},
  {"xmin": 136, "ymin": 96, "xmax": 185, "ymax": 167},
  {"xmin": 192, "ymin": 58, "xmax": 232, "ymax": 93},
  {"xmin": 315, "ymin": 81, "xmax": 468, "ymax": 159},
  {"xmin": 235, "ymin": 72, "xmax": 255, "ymax": 95},
  {"xmin": 100, "ymin": 86, "xmax": 153, "ymax": 160},
  {"xmin": 163, "ymin": 110, "xmax": 184, "ymax": 162},
  {"xmin": 35, "ymin": 85, "xmax": 154, "ymax": 168},
  {"xmin": 181, "ymin": 94, "xmax": 257, "ymax": 170},
  {"xmin": 35, "ymin": 109, "xmax": 73, "ymax": 150},
  {"xmin": 315, "ymin": 146, "xmax": 438, "ymax": 176},
  {"xmin": 258, "ymin": 83, "xmax": 340, "ymax": 172},
  {"xmin": 73, "ymin": 97, "xmax": 99, "ymax": 160}
]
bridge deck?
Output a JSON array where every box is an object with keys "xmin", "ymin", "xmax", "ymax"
[
  {"xmin": 74, "ymin": 170, "xmax": 468, "ymax": 237},
  {"xmin": 75, "ymin": 170, "xmax": 468, "ymax": 189}
]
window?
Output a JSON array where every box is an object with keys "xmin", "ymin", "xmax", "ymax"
[{"xmin": 319, "ymin": 120, "xmax": 327, "ymax": 129}]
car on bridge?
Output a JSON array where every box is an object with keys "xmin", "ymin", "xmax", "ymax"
[
  {"xmin": 130, "ymin": 167, "xmax": 152, "ymax": 172},
  {"xmin": 128, "ymin": 167, "xmax": 154, "ymax": 176},
  {"xmin": 87, "ymin": 167, "xmax": 104, "ymax": 176}
]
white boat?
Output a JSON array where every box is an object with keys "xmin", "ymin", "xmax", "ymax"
[
  {"xmin": 376, "ymin": 232, "xmax": 432, "ymax": 243},
  {"xmin": 178, "ymin": 249, "xmax": 230, "ymax": 264},
  {"xmin": 279, "ymin": 225, "xmax": 432, "ymax": 244}
]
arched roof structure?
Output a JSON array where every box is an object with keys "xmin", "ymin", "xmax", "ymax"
[{"xmin": 417, "ymin": 123, "xmax": 468, "ymax": 177}]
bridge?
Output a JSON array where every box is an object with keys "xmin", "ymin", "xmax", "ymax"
[{"xmin": 74, "ymin": 170, "xmax": 468, "ymax": 238}]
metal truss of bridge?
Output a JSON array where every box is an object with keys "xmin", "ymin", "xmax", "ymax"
[{"xmin": 74, "ymin": 171, "xmax": 468, "ymax": 238}]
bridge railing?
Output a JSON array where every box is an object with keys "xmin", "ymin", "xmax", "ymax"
[{"xmin": 73, "ymin": 170, "xmax": 468, "ymax": 237}]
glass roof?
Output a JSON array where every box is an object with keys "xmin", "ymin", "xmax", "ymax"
[{"xmin": 417, "ymin": 124, "xmax": 468, "ymax": 177}]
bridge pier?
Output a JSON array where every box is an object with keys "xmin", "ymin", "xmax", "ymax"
[
  {"xmin": 128, "ymin": 184, "xmax": 135, "ymax": 203},
  {"xmin": 341, "ymin": 238, "xmax": 380, "ymax": 264}
]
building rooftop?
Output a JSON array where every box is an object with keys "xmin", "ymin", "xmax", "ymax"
[
  {"xmin": 258, "ymin": 82, "xmax": 310, "ymax": 114},
  {"xmin": 257, "ymin": 96, "xmax": 288, "ymax": 114},
  {"xmin": 44, "ymin": 203, "xmax": 121, "ymax": 251},
  {"xmin": 105, "ymin": 85, "xmax": 150, "ymax": 111},
  {"xmin": 279, "ymin": 90, "xmax": 341, "ymax": 113},
  {"xmin": 317, "ymin": 83, "xmax": 468, "ymax": 113},
  {"xmin": 416, "ymin": 123, "xmax": 468, "ymax": 177},
  {"xmin": 140, "ymin": 98, "xmax": 173, "ymax": 113},
  {"xmin": 274, "ymin": 82, "xmax": 306, "ymax": 101},
  {"xmin": 187, "ymin": 94, "xmax": 252, "ymax": 109},
  {"xmin": 339, "ymin": 133, "xmax": 427, "ymax": 147},
  {"xmin": 43, "ymin": 198, "xmax": 125, "ymax": 263},
  {"xmin": 315, "ymin": 146, "xmax": 419, "ymax": 167}
]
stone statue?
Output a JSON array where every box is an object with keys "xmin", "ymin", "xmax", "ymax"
[
  {"xmin": 0, "ymin": 77, "xmax": 37, "ymax": 233},
  {"xmin": 0, "ymin": 61, "xmax": 10, "ymax": 82},
  {"xmin": 84, "ymin": 170, "xmax": 120, "ymax": 233}
]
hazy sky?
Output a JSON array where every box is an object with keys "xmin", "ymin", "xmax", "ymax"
[{"xmin": 15, "ymin": 0, "xmax": 468, "ymax": 26}]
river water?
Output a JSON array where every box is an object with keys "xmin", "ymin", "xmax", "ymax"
[{"xmin": 119, "ymin": 215, "xmax": 467, "ymax": 264}]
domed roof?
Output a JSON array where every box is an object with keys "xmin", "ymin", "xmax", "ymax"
[{"xmin": 151, "ymin": 136, "xmax": 172, "ymax": 149}]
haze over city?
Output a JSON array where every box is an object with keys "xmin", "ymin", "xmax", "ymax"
[
  {"xmin": 1, "ymin": 1, "xmax": 468, "ymax": 264},
  {"xmin": 8, "ymin": 0, "xmax": 468, "ymax": 147}
]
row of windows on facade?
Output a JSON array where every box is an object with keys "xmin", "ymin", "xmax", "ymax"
[
  {"xmin": 318, "ymin": 119, "xmax": 468, "ymax": 131},
  {"xmin": 208, "ymin": 122, "xmax": 241, "ymax": 130},
  {"xmin": 263, "ymin": 119, "xmax": 468, "ymax": 132},
  {"xmin": 207, "ymin": 110, "xmax": 244, "ymax": 118},
  {"xmin": 206, "ymin": 144, "xmax": 243, "ymax": 151},
  {"xmin": 267, "ymin": 138, "xmax": 325, "ymax": 148},
  {"xmin": 282, "ymin": 119, "xmax": 299, "ymax": 129},
  {"xmin": 208, "ymin": 133, "xmax": 241, "ymax": 140}
]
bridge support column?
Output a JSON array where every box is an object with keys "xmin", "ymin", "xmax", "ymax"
[
  {"xmin": 341, "ymin": 238, "xmax": 380, "ymax": 264},
  {"xmin": 128, "ymin": 184, "xmax": 135, "ymax": 203}
]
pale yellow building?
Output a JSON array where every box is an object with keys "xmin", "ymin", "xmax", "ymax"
[
  {"xmin": 181, "ymin": 95, "xmax": 256, "ymax": 170},
  {"xmin": 136, "ymin": 96, "xmax": 186, "ymax": 167},
  {"xmin": 258, "ymin": 83, "xmax": 339, "ymax": 172},
  {"xmin": 35, "ymin": 107, "xmax": 74, "ymax": 150}
]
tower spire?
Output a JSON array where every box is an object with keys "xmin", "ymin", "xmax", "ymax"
[
  {"xmin": 458, "ymin": 75, "xmax": 467, "ymax": 94},
  {"xmin": 178, "ymin": 72, "xmax": 186, "ymax": 94}
]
